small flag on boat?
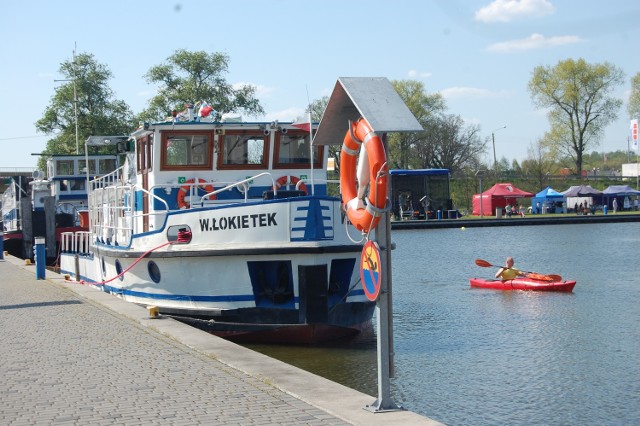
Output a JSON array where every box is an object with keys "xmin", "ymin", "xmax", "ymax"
[
  {"xmin": 199, "ymin": 101, "xmax": 215, "ymax": 118},
  {"xmin": 291, "ymin": 116, "xmax": 311, "ymax": 132}
]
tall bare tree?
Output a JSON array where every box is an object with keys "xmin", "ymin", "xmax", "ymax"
[{"xmin": 389, "ymin": 80, "xmax": 445, "ymax": 169}]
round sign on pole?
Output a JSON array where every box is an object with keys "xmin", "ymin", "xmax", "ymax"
[{"xmin": 360, "ymin": 240, "xmax": 382, "ymax": 301}]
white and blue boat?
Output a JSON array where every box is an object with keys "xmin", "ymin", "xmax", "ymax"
[{"xmin": 59, "ymin": 112, "xmax": 374, "ymax": 343}]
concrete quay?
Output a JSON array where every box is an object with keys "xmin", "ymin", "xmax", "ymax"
[{"xmin": 0, "ymin": 256, "xmax": 442, "ymax": 425}]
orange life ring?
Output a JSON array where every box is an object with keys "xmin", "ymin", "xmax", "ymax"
[
  {"xmin": 177, "ymin": 178, "xmax": 215, "ymax": 209},
  {"xmin": 339, "ymin": 118, "xmax": 388, "ymax": 232},
  {"xmin": 273, "ymin": 175, "xmax": 308, "ymax": 195}
]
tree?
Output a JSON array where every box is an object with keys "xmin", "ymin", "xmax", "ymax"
[
  {"xmin": 629, "ymin": 72, "xmax": 640, "ymax": 119},
  {"xmin": 35, "ymin": 52, "xmax": 135, "ymax": 171},
  {"xmin": 417, "ymin": 114, "xmax": 486, "ymax": 173},
  {"xmin": 141, "ymin": 49, "xmax": 264, "ymax": 121},
  {"xmin": 521, "ymin": 138, "xmax": 555, "ymax": 188},
  {"xmin": 389, "ymin": 80, "xmax": 446, "ymax": 169},
  {"xmin": 528, "ymin": 58, "xmax": 624, "ymax": 175},
  {"xmin": 307, "ymin": 96, "xmax": 328, "ymax": 123}
]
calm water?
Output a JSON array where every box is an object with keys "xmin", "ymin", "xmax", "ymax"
[{"xmin": 245, "ymin": 222, "xmax": 640, "ymax": 425}]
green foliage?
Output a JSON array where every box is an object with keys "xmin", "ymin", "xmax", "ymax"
[
  {"xmin": 140, "ymin": 49, "xmax": 264, "ymax": 121},
  {"xmin": 35, "ymin": 52, "xmax": 135, "ymax": 171},
  {"xmin": 528, "ymin": 58, "xmax": 625, "ymax": 175},
  {"xmin": 629, "ymin": 72, "xmax": 640, "ymax": 119}
]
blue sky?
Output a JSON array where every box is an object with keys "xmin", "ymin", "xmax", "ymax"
[{"xmin": 1, "ymin": 0, "xmax": 639, "ymax": 169}]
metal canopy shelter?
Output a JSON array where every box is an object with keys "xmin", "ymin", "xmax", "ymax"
[
  {"xmin": 86, "ymin": 136, "xmax": 130, "ymax": 147},
  {"xmin": 314, "ymin": 77, "xmax": 422, "ymax": 413},
  {"xmin": 313, "ymin": 77, "xmax": 423, "ymax": 146}
]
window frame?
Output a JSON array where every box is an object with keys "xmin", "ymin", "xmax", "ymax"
[
  {"xmin": 217, "ymin": 130, "xmax": 269, "ymax": 170},
  {"xmin": 272, "ymin": 131, "xmax": 324, "ymax": 170},
  {"xmin": 159, "ymin": 130, "xmax": 214, "ymax": 171}
]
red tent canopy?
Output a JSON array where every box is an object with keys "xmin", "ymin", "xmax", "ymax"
[{"xmin": 472, "ymin": 183, "xmax": 534, "ymax": 216}]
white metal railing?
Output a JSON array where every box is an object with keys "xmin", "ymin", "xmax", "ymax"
[
  {"xmin": 61, "ymin": 231, "xmax": 92, "ymax": 255},
  {"xmin": 200, "ymin": 172, "xmax": 276, "ymax": 206},
  {"xmin": 89, "ymin": 166, "xmax": 135, "ymax": 246}
]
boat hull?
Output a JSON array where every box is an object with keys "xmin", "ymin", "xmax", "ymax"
[{"xmin": 470, "ymin": 277, "xmax": 576, "ymax": 292}]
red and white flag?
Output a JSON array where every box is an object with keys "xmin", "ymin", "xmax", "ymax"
[
  {"xmin": 631, "ymin": 119, "xmax": 638, "ymax": 151},
  {"xmin": 291, "ymin": 115, "xmax": 311, "ymax": 132}
]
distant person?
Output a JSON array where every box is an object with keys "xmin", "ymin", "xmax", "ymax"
[
  {"xmin": 495, "ymin": 257, "xmax": 525, "ymax": 281},
  {"xmin": 612, "ymin": 198, "xmax": 618, "ymax": 214},
  {"xmin": 574, "ymin": 202, "xmax": 579, "ymax": 215},
  {"xmin": 536, "ymin": 201, "xmax": 541, "ymax": 214},
  {"xmin": 623, "ymin": 197, "xmax": 630, "ymax": 211}
]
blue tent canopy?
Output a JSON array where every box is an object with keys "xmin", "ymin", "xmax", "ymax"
[
  {"xmin": 535, "ymin": 186, "xmax": 564, "ymax": 198},
  {"xmin": 531, "ymin": 186, "xmax": 565, "ymax": 213}
]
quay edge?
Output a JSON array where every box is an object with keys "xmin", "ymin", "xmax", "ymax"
[
  {"xmin": 2, "ymin": 255, "xmax": 443, "ymax": 426},
  {"xmin": 391, "ymin": 213, "xmax": 640, "ymax": 230}
]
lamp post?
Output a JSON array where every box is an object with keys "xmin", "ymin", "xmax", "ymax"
[
  {"xmin": 491, "ymin": 125, "xmax": 507, "ymax": 171},
  {"xmin": 475, "ymin": 170, "xmax": 485, "ymax": 218}
]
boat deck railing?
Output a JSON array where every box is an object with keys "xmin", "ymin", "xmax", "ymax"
[
  {"xmin": 61, "ymin": 231, "xmax": 91, "ymax": 255},
  {"xmin": 78, "ymin": 168, "xmax": 318, "ymax": 248}
]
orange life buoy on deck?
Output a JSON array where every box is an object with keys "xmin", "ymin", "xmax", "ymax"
[
  {"xmin": 176, "ymin": 178, "xmax": 215, "ymax": 209},
  {"xmin": 273, "ymin": 175, "xmax": 308, "ymax": 195},
  {"xmin": 339, "ymin": 118, "xmax": 388, "ymax": 232}
]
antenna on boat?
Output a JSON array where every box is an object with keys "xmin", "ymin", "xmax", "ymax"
[
  {"xmin": 53, "ymin": 42, "xmax": 79, "ymax": 154},
  {"xmin": 306, "ymin": 86, "xmax": 315, "ymax": 196}
]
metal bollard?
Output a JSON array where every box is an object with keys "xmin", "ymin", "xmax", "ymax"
[{"xmin": 34, "ymin": 236, "xmax": 46, "ymax": 280}]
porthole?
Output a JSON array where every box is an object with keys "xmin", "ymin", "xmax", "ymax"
[
  {"xmin": 148, "ymin": 261, "xmax": 161, "ymax": 283},
  {"xmin": 101, "ymin": 257, "xmax": 107, "ymax": 277},
  {"xmin": 115, "ymin": 259, "xmax": 124, "ymax": 281}
]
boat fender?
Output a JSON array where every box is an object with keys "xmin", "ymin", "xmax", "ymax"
[
  {"xmin": 176, "ymin": 178, "xmax": 215, "ymax": 209},
  {"xmin": 339, "ymin": 118, "xmax": 389, "ymax": 232}
]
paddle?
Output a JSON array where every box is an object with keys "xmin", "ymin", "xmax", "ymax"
[{"xmin": 475, "ymin": 259, "xmax": 562, "ymax": 281}]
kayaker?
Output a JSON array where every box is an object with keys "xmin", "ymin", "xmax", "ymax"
[{"xmin": 495, "ymin": 257, "xmax": 525, "ymax": 281}]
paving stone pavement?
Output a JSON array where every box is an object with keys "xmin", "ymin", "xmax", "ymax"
[{"xmin": 0, "ymin": 257, "xmax": 441, "ymax": 425}]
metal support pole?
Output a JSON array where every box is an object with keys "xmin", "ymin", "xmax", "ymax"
[
  {"xmin": 0, "ymin": 232, "xmax": 4, "ymax": 261},
  {"xmin": 35, "ymin": 236, "xmax": 46, "ymax": 279},
  {"xmin": 366, "ymin": 134, "xmax": 402, "ymax": 413}
]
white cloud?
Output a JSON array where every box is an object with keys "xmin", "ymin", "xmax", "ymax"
[
  {"xmin": 233, "ymin": 82, "xmax": 274, "ymax": 98},
  {"xmin": 440, "ymin": 86, "xmax": 509, "ymax": 100},
  {"xmin": 475, "ymin": 0, "xmax": 555, "ymax": 23},
  {"xmin": 487, "ymin": 33, "xmax": 583, "ymax": 53},
  {"xmin": 407, "ymin": 70, "xmax": 432, "ymax": 79}
]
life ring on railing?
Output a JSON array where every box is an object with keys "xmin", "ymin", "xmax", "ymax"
[
  {"xmin": 273, "ymin": 175, "xmax": 308, "ymax": 195},
  {"xmin": 176, "ymin": 178, "xmax": 215, "ymax": 209},
  {"xmin": 339, "ymin": 118, "xmax": 388, "ymax": 233}
]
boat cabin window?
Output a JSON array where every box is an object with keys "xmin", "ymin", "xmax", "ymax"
[
  {"xmin": 56, "ymin": 160, "xmax": 75, "ymax": 176},
  {"xmin": 274, "ymin": 131, "xmax": 323, "ymax": 169},
  {"xmin": 160, "ymin": 131, "xmax": 213, "ymax": 171},
  {"xmin": 218, "ymin": 131, "xmax": 268, "ymax": 169},
  {"xmin": 79, "ymin": 159, "xmax": 98, "ymax": 175},
  {"xmin": 99, "ymin": 158, "xmax": 117, "ymax": 174}
]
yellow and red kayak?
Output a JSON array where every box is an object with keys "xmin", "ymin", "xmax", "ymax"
[{"xmin": 470, "ymin": 277, "xmax": 576, "ymax": 292}]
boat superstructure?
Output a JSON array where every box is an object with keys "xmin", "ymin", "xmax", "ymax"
[
  {"xmin": 59, "ymin": 117, "xmax": 373, "ymax": 343},
  {"xmin": 2, "ymin": 155, "xmax": 118, "ymax": 261}
]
